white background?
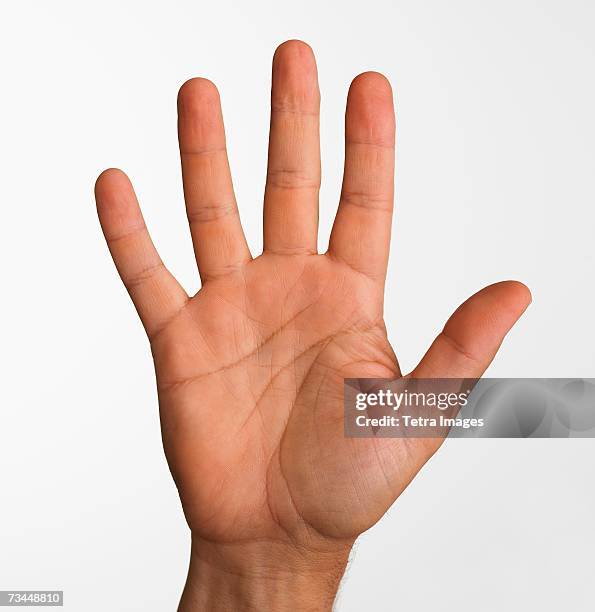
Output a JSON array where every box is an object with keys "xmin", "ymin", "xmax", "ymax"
[{"xmin": 1, "ymin": 1, "xmax": 594, "ymax": 610}]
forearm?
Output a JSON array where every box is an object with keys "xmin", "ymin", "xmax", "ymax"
[{"xmin": 179, "ymin": 536, "xmax": 354, "ymax": 612}]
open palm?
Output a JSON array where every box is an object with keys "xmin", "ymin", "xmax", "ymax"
[{"xmin": 96, "ymin": 41, "xmax": 530, "ymax": 560}]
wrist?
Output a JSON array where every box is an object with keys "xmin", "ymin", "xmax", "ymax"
[{"xmin": 179, "ymin": 535, "xmax": 354, "ymax": 612}]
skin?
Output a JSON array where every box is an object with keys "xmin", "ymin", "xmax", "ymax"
[{"xmin": 95, "ymin": 40, "xmax": 531, "ymax": 611}]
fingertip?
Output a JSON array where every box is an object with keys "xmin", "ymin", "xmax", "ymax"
[
  {"xmin": 177, "ymin": 78, "xmax": 226, "ymax": 152},
  {"xmin": 507, "ymin": 280, "xmax": 532, "ymax": 306},
  {"xmin": 349, "ymin": 71, "xmax": 393, "ymax": 98},
  {"xmin": 273, "ymin": 39, "xmax": 316, "ymax": 65},
  {"xmin": 484, "ymin": 280, "xmax": 533, "ymax": 315},
  {"xmin": 95, "ymin": 168, "xmax": 131, "ymax": 202},
  {"xmin": 177, "ymin": 77, "xmax": 220, "ymax": 113},
  {"xmin": 94, "ymin": 168, "xmax": 142, "ymax": 238},
  {"xmin": 271, "ymin": 39, "xmax": 319, "ymax": 112},
  {"xmin": 346, "ymin": 71, "xmax": 395, "ymax": 146}
]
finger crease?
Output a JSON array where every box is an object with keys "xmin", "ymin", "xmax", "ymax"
[
  {"xmin": 439, "ymin": 330, "xmax": 480, "ymax": 364},
  {"xmin": 271, "ymin": 105, "xmax": 320, "ymax": 117},
  {"xmin": 340, "ymin": 191, "xmax": 393, "ymax": 212},
  {"xmin": 105, "ymin": 224, "xmax": 147, "ymax": 244},
  {"xmin": 180, "ymin": 146, "xmax": 227, "ymax": 156},
  {"xmin": 346, "ymin": 139, "xmax": 394, "ymax": 150},
  {"xmin": 266, "ymin": 168, "xmax": 320, "ymax": 190},
  {"xmin": 187, "ymin": 202, "xmax": 238, "ymax": 224},
  {"xmin": 124, "ymin": 261, "xmax": 165, "ymax": 290}
]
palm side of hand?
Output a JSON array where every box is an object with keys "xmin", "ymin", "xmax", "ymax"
[
  {"xmin": 152, "ymin": 251, "xmax": 399, "ymax": 544},
  {"xmin": 95, "ymin": 41, "xmax": 530, "ymax": 550}
]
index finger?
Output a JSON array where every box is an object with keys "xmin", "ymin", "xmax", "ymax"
[{"xmin": 327, "ymin": 72, "xmax": 395, "ymax": 284}]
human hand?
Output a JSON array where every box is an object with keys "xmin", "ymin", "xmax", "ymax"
[{"xmin": 95, "ymin": 40, "xmax": 530, "ymax": 611}]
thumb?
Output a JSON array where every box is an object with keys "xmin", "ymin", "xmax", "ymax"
[{"xmin": 411, "ymin": 280, "xmax": 531, "ymax": 379}]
